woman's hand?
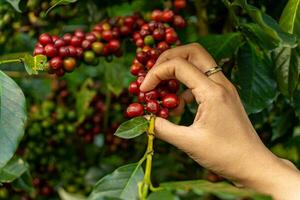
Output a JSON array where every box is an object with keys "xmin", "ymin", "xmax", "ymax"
[{"xmin": 140, "ymin": 43, "xmax": 300, "ymax": 200}]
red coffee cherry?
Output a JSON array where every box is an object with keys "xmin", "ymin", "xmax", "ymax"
[
  {"xmin": 158, "ymin": 108, "xmax": 169, "ymax": 118},
  {"xmin": 85, "ymin": 33, "xmax": 97, "ymax": 43},
  {"xmin": 82, "ymin": 39, "xmax": 92, "ymax": 50},
  {"xmin": 135, "ymin": 38, "xmax": 144, "ymax": 47},
  {"xmin": 33, "ymin": 46, "xmax": 45, "ymax": 56},
  {"xmin": 58, "ymin": 46, "xmax": 70, "ymax": 57},
  {"xmin": 165, "ymin": 32, "xmax": 178, "ymax": 44},
  {"xmin": 54, "ymin": 39, "xmax": 65, "ymax": 48},
  {"xmin": 126, "ymin": 103, "xmax": 144, "ymax": 117},
  {"xmin": 150, "ymin": 48, "xmax": 160, "ymax": 60},
  {"xmin": 146, "ymin": 100, "xmax": 160, "ymax": 114},
  {"xmin": 167, "ymin": 79, "xmax": 180, "ymax": 92},
  {"xmin": 76, "ymin": 47, "xmax": 84, "ymax": 58},
  {"xmin": 138, "ymin": 92, "xmax": 146, "ymax": 102},
  {"xmin": 51, "ymin": 35, "xmax": 59, "ymax": 42},
  {"xmin": 174, "ymin": 0, "xmax": 186, "ymax": 9},
  {"xmin": 173, "ymin": 15, "xmax": 186, "ymax": 28},
  {"xmin": 162, "ymin": 93, "xmax": 179, "ymax": 108},
  {"xmin": 102, "ymin": 30, "xmax": 113, "ymax": 41},
  {"xmin": 49, "ymin": 57, "xmax": 63, "ymax": 70},
  {"xmin": 70, "ymin": 36, "xmax": 82, "ymax": 47},
  {"xmin": 108, "ymin": 39, "xmax": 121, "ymax": 52},
  {"xmin": 159, "ymin": 87, "xmax": 170, "ymax": 98},
  {"xmin": 133, "ymin": 32, "xmax": 142, "ymax": 41},
  {"xmin": 153, "ymin": 28, "xmax": 165, "ymax": 41},
  {"xmin": 136, "ymin": 51, "xmax": 149, "ymax": 64},
  {"xmin": 157, "ymin": 41, "xmax": 169, "ymax": 51},
  {"xmin": 74, "ymin": 29, "xmax": 85, "ymax": 39},
  {"xmin": 162, "ymin": 10, "xmax": 175, "ymax": 22},
  {"xmin": 136, "ymin": 76, "xmax": 145, "ymax": 86},
  {"xmin": 130, "ymin": 64, "xmax": 143, "ymax": 76},
  {"xmin": 68, "ymin": 46, "xmax": 77, "ymax": 57},
  {"xmin": 124, "ymin": 16, "xmax": 135, "ymax": 27},
  {"xmin": 120, "ymin": 26, "xmax": 131, "ymax": 36},
  {"xmin": 63, "ymin": 57, "xmax": 76, "ymax": 72},
  {"xmin": 44, "ymin": 44, "xmax": 57, "ymax": 57},
  {"xmin": 145, "ymin": 90, "xmax": 159, "ymax": 101},
  {"xmin": 151, "ymin": 10, "xmax": 163, "ymax": 21},
  {"xmin": 55, "ymin": 68, "xmax": 65, "ymax": 77},
  {"xmin": 146, "ymin": 59, "xmax": 155, "ymax": 70},
  {"xmin": 128, "ymin": 81, "xmax": 139, "ymax": 94},
  {"xmin": 39, "ymin": 33, "xmax": 53, "ymax": 46},
  {"xmin": 62, "ymin": 33, "xmax": 72, "ymax": 44}
]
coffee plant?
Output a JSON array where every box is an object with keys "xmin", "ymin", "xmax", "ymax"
[{"xmin": 0, "ymin": 0, "xmax": 300, "ymax": 199}]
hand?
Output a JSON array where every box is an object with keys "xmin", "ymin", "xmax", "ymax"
[{"xmin": 140, "ymin": 43, "xmax": 300, "ymax": 200}]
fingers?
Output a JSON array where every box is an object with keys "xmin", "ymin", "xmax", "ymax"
[
  {"xmin": 140, "ymin": 58, "xmax": 215, "ymax": 103},
  {"xmin": 155, "ymin": 43, "xmax": 228, "ymax": 85}
]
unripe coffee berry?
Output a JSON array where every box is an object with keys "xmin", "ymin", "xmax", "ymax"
[
  {"xmin": 63, "ymin": 57, "xmax": 76, "ymax": 72},
  {"xmin": 92, "ymin": 42, "xmax": 104, "ymax": 54},
  {"xmin": 144, "ymin": 35, "xmax": 155, "ymax": 46},
  {"xmin": 83, "ymin": 51, "xmax": 95, "ymax": 63}
]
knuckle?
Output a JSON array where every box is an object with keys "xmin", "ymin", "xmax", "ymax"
[
  {"xmin": 211, "ymin": 86, "xmax": 228, "ymax": 101},
  {"xmin": 189, "ymin": 43, "xmax": 202, "ymax": 51}
]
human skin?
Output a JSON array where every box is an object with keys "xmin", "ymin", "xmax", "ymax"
[{"xmin": 139, "ymin": 43, "xmax": 300, "ymax": 200}]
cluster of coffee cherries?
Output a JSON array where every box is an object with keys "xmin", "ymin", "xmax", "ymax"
[
  {"xmin": 33, "ymin": 14, "xmax": 145, "ymax": 77},
  {"xmin": 126, "ymin": 9, "xmax": 186, "ymax": 119}
]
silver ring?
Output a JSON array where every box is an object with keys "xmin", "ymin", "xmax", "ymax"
[{"xmin": 204, "ymin": 66, "xmax": 222, "ymax": 77}]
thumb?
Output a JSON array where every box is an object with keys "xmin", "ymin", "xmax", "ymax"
[{"xmin": 154, "ymin": 117, "xmax": 189, "ymax": 150}]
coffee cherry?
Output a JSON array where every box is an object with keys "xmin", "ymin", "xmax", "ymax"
[
  {"xmin": 136, "ymin": 76, "xmax": 145, "ymax": 86},
  {"xmin": 112, "ymin": 28, "xmax": 120, "ymax": 38},
  {"xmin": 165, "ymin": 32, "xmax": 178, "ymax": 44},
  {"xmin": 173, "ymin": 15, "xmax": 186, "ymax": 28},
  {"xmin": 138, "ymin": 92, "xmax": 146, "ymax": 102},
  {"xmin": 70, "ymin": 36, "xmax": 82, "ymax": 47},
  {"xmin": 150, "ymin": 48, "xmax": 160, "ymax": 60},
  {"xmin": 128, "ymin": 81, "xmax": 139, "ymax": 94},
  {"xmin": 120, "ymin": 26, "xmax": 131, "ymax": 36},
  {"xmin": 153, "ymin": 28, "xmax": 165, "ymax": 41},
  {"xmin": 33, "ymin": 46, "xmax": 45, "ymax": 56},
  {"xmin": 35, "ymin": 43, "xmax": 43, "ymax": 48},
  {"xmin": 162, "ymin": 93, "xmax": 179, "ymax": 108},
  {"xmin": 92, "ymin": 42, "xmax": 104, "ymax": 54},
  {"xmin": 151, "ymin": 10, "xmax": 162, "ymax": 21},
  {"xmin": 85, "ymin": 33, "xmax": 97, "ymax": 43},
  {"xmin": 108, "ymin": 39, "xmax": 121, "ymax": 52},
  {"xmin": 102, "ymin": 30, "xmax": 113, "ymax": 41},
  {"xmin": 133, "ymin": 32, "xmax": 142, "ymax": 41},
  {"xmin": 58, "ymin": 46, "xmax": 70, "ymax": 57},
  {"xmin": 158, "ymin": 108, "xmax": 169, "ymax": 118},
  {"xmin": 84, "ymin": 50, "xmax": 95, "ymax": 63},
  {"xmin": 81, "ymin": 39, "xmax": 92, "ymax": 50},
  {"xmin": 68, "ymin": 46, "xmax": 77, "ymax": 57},
  {"xmin": 52, "ymin": 35, "xmax": 59, "ymax": 42},
  {"xmin": 63, "ymin": 57, "xmax": 76, "ymax": 72},
  {"xmin": 136, "ymin": 51, "xmax": 149, "ymax": 64},
  {"xmin": 54, "ymin": 39, "xmax": 65, "ymax": 48},
  {"xmin": 167, "ymin": 79, "xmax": 180, "ymax": 92},
  {"xmin": 49, "ymin": 57, "xmax": 63, "ymax": 70},
  {"xmin": 124, "ymin": 16, "xmax": 135, "ymax": 27},
  {"xmin": 146, "ymin": 100, "xmax": 160, "ymax": 114},
  {"xmin": 146, "ymin": 59, "xmax": 155, "ymax": 70},
  {"xmin": 162, "ymin": 10, "xmax": 175, "ymax": 22},
  {"xmin": 44, "ymin": 44, "xmax": 57, "ymax": 57},
  {"xmin": 140, "ymin": 29, "xmax": 150, "ymax": 37},
  {"xmin": 55, "ymin": 68, "xmax": 65, "ymax": 77},
  {"xmin": 62, "ymin": 33, "xmax": 72, "ymax": 44},
  {"xmin": 157, "ymin": 41, "xmax": 169, "ymax": 51},
  {"xmin": 74, "ymin": 29, "xmax": 85, "ymax": 39},
  {"xmin": 145, "ymin": 90, "xmax": 159, "ymax": 101},
  {"xmin": 39, "ymin": 33, "xmax": 53, "ymax": 46},
  {"xmin": 130, "ymin": 64, "xmax": 143, "ymax": 76},
  {"xmin": 174, "ymin": 0, "xmax": 186, "ymax": 9},
  {"xmin": 76, "ymin": 47, "xmax": 84, "ymax": 58},
  {"xmin": 144, "ymin": 35, "xmax": 154, "ymax": 46},
  {"xmin": 135, "ymin": 38, "xmax": 144, "ymax": 47},
  {"xmin": 126, "ymin": 103, "xmax": 144, "ymax": 117}
]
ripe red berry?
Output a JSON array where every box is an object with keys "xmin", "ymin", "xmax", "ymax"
[
  {"xmin": 39, "ymin": 33, "xmax": 53, "ymax": 46},
  {"xmin": 162, "ymin": 93, "xmax": 179, "ymax": 108},
  {"xmin": 120, "ymin": 26, "xmax": 131, "ymax": 36},
  {"xmin": 58, "ymin": 46, "xmax": 70, "ymax": 57},
  {"xmin": 112, "ymin": 28, "xmax": 120, "ymax": 38},
  {"xmin": 140, "ymin": 29, "xmax": 150, "ymax": 38},
  {"xmin": 150, "ymin": 48, "xmax": 160, "ymax": 60},
  {"xmin": 62, "ymin": 33, "xmax": 72, "ymax": 44},
  {"xmin": 146, "ymin": 59, "xmax": 155, "ymax": 70},
  {"xmin": 158, "ymin": 108, "xmax": 169, "ymax": 118},
  {"xmin": 146, "ymin": 100, "xmax": 160, "ymax": 114},
  {"xmin": 54, "ymin": 39, "xmax": 65, "ymax": 48},
  {"xmin": 55, "ymin": 68, "xmax": 65, "ymax": 77},
  {"xmin": 126, "ymin": 103, "xmax": 144, "ymax": 117},
  {"xmin": 165, "ymin": 32, "xmax": 178, "ymax": 44},
  {"xmin": 136, "ymin": 76, "xmax": 145, "ymax": 86},
  {"xmin": 130, "ymin": 64, "xmax": 143, "ymax": 76},
  {"xmin": 76, "ymin": 47, "xmax": 84, "ymax": 58},
  {"xmin": 151, "ymin": 10, "xmax": 163, "ymax": 21},
  {"xmin": 33, "ymin": 46, "xmax": 45, "ymax": 56},
  {"xmin": 167, "ymin": 79, "xmax": 180, "ymax": 92},
  {"xmin": 44, "ymin": 44, "xmax": 57, "ymax": 57},
  {"xmin": 162, "ymin": 10, "xmax": 175, "ymax": 22},
  {"xmin": 93, "ymin": 24, "xmax": 103, "ymax": 32},
  {"xmin": 85, "ymin": 33, "xmax": 97, "ymax": 43},
  {"xmin": 63, "ymin": 57, "xmax": 76, "ymax": 72},
  {"xmin": 159, "ymin": 87, "xmax": 170, "ymax": 97},
  {"xmin": 102, "ymin": 30, "xmax": 113, "ymax": 41},
  {"xmin": 153, "ymin": 28, "xmax": 165, "ymax": 41},
  {"xmin": 68, "ymin": 46, "xmax": 77, "ymax": 57},
  {"xmin": 136, "ymin": 51, "xmax": 149, "ymax": 64},
  {"xmin": 74, "ymin": 29, "xmax": 85, "ymax": 39},
  {"xmin": 157, "ymin": 41, "xmax": 169, "ymax": 52},
  {"xmin": 145, "ymin": 90, "xmax": 159, "ymax": 101},
  {"xmin": 133, "ymin": 32, "xmax": 142, "ymax": 41},
  {"xmin": 174, "ymin": 0, "xmax": 186, "ymax": 9},
  {"xmin": 138, "ymin": 92, "xmax": 146, "ymax": 102},
  {"xmin": 49, "ymin": 57, "xmax": 63, "ymax": 70},
  {"xmin": 70, "ymin": 36, "xmax": 82, "ymax": 47},
  {"xmin": 128, "ymin": 81, "xmax": 139, "ymax": 94},
  {"xmin": 108, "ymin": 39, "xmax": 121, "ymax": 52},
  {"xmin": 35, "ymin": 43, "xmax": 43, "ymax": 48},
  {"xmin": 173, "ymin": 15, "xmax": 186, "ymax": 28},
  {"xmin": 81, "ymin": 39, "xmax": 92, "ymax": 50},
  {"xmin": 135, "ymin": 38, "xmax": 144, "ymax": 47},
  {"xmin": 52, "ymin": 35, "xmax": 59, "ymax": 42},
  {"xmin": 124, "ymin": 16, "xmax": 135, "ymax": 27}
]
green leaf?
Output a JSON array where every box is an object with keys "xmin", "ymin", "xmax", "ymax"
[
  {"xmin": 293, "ymin": 84, "xmax": 300, "ymax": 118},
  {"xmin": 5, "ymin": 0, "xmax": 23, "ymax": 12},
  {"xmin": 88, "ymin": 163, "xmax": 144, "ymax": 200},
  {"xmin": 46, "ymin": 0, "xmax": 78, "ymax": 15},
  {"xmin": 58, "ymin": 188, "xmax": 87, "ymax": 200},
  {"xmin": 271, "ymin": 109, "xmax": 294, "ymax": 141},
  {"xmin": 241, "ymin": 23, "xmax": 279, "ymax": 50},
  {"xmin": 114, "ymin": 117, "xmax": 149, "ymax": 139},
  {"xmin": 11, "ymin": 170, "xmax": 34, "ymax": 192},
  {"xmin": 233, "ymin": 0, "xmax": 297, "ymax": 47},
  {"xmin": 236, "ymin": 42, "xmax": 277, "ymax": 114},
  {"xmin": 0, "ymin": 157, "xmax": 28, "ymax": 183},
  {"xmin": 198, "ymin": 32, "xmax": 243, "ymax": 61},
  {"xmin": 272, "ymin": 0, "xmax": 300, "ymax": 97},
  {"xmin": 24, "ymin": 54, "xmax": 48, "ymax": 75},
  {"xmin": 271, "ymin": 144, "xmax": 299, "ymax": 164},
  {"xmin": 160, "ymin": 180, "xmax": 271, "ymax": 200},
  {"xmin": 0, "ymin": 71, "xmax": 27, "ymax": 169},
  {"xmin": 76, "ymin": 78, "xmax": 96, "ymax": 124},
  {"xmin": 148, "ymin": 190, "xmax": 179, "ymax": 200}
]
